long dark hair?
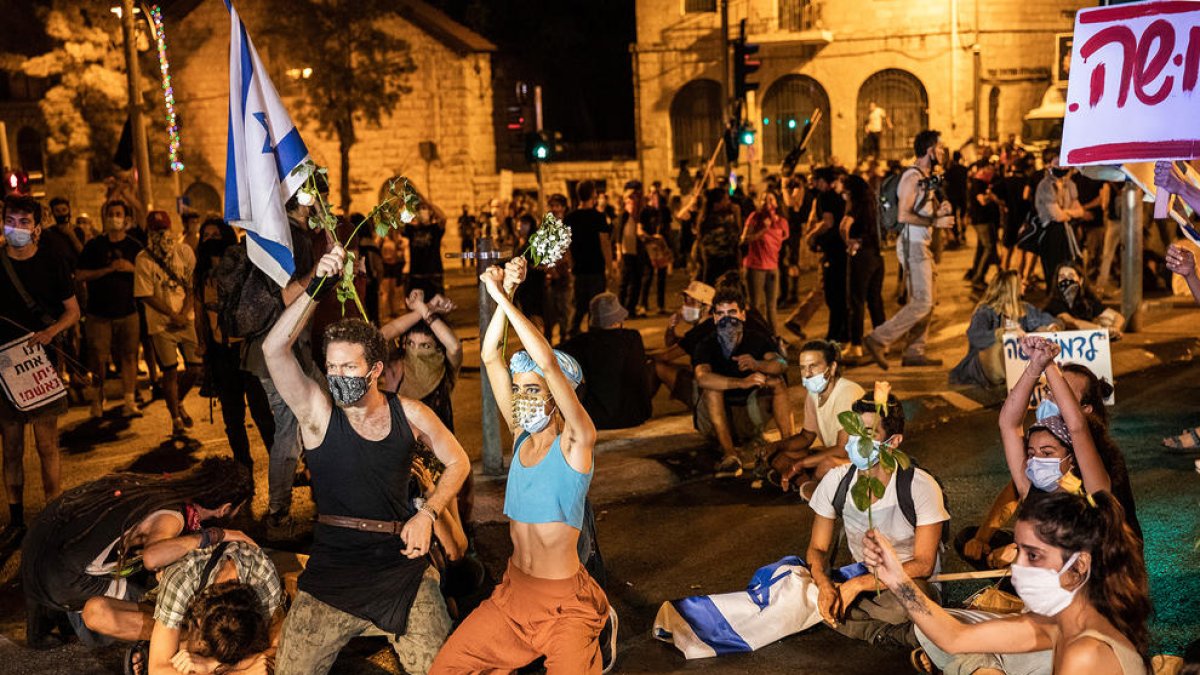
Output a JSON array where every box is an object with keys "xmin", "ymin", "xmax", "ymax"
[
  {"xmin": 56, "ymin": 458, "xmax": 252, "ymax": 568},
  {"xmin": 1016, "ymin": 491, "xmax": 1151, "ymax": 660},
  {"xmin": 1061, "ymin": 363, "xmax": 1114, "ymax": 426},
  {"xmin": 841, "ymin": 174, "xmax": 878, "ymax": 244},
  {"xmin": 183, "ymin": 582, "xmax": 270, "ymax": 671}
]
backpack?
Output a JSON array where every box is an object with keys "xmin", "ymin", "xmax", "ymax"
[
  {"xmin": 214, "ymin": 242, "xmax": 284, "ymax": 342},
  {"xmin": 877, "ymin": 166, "xmax": 923, "ymax": 235},
  {"xmin": 828, "ymin": 463, "xmax": 951, "ymax": 568}
]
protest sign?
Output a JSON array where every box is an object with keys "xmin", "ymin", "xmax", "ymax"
[
  {"xmin": 0, "ymin": 335, "xmax": 66, "ymax": 412},
  {"xmin": 1061, "ymin": 1, "xmax": 1200, "ymax": 166},
  {"xmin": 1003, "ymin": 329, "xmax": 1114, "ymax": 405}
]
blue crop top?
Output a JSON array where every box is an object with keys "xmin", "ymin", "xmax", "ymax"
[{"xmin": 503, "ymin": 432, "xmax": 592, "ymax": 530}]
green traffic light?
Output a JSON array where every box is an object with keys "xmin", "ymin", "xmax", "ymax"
[
  {"xmin": 787, "ymin": 119, "xmax": 797, "ymax": 130},
  {"xmin": 739, "ymin": 130, "xmax": 755, "ymax": 145},
  {"xmin": 534, "ymin": 145, "xmax": 549, "ymax": 160}
]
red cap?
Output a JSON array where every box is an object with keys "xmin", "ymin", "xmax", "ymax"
[{"xmin": 146, "ymin": 210, "xmax": 172, "ymax": 231}]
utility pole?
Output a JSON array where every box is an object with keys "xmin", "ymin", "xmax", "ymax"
[
  {"xmin": 719, "ymin": 0, "xmax": 731, "ymax": 179},
  {"xmin": 1121, "ymin": 182, "xmax": 1143, "ymax": 332},
  {"xmin": 120, "ymin": 0, "xmax": 154, "ymax": 212},
  {"xmin": 534, "ymin": 85, "xmax": 545, "ymax": 213},
  {"xmin": 972, "ymin": 45, "xmax": 982, "ymax": 142}
]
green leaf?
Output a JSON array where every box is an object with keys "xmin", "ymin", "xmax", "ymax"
[
  {"xmin": 838, "ymin": 411, "xmax": 868, "ymax": 437},
  {"xmin": 892, "ymin": 449, "xmax": 912, "ymax": 471},
  {"xmin": 868, "ymin": 476, "xmax": 887, "ymax": 499},
  {"xmin": 850, "ymin": 476, "xmax": 873, "ymax": 512},
  {"xmin": 307, "ymin": 216, "xmax": 320, "ymax": 230},
  {"xmin": 375, "ymin": 223, "xmax": 389, "ymax": 238},
  {"xmin": 879, "ymin": 450, "xmax": 896, "ymax": 473}
]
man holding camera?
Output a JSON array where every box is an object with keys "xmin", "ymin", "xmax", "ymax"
[{"xmin": 863, "ymin": 130, "xmax": 952, "ymax": 370}]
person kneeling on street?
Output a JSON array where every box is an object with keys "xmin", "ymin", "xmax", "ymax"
[
  {"xmin": 805, "ymin": 394, "xmax": 949, "ymax": 650},
  {"xmin": 694, "ymin": 289, "xmax": 793, "ymax": 478}
]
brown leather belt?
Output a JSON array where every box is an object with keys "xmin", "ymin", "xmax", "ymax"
[{"xmin": 317, "ymin": 514, "xmax": 405, "ymax": 536}]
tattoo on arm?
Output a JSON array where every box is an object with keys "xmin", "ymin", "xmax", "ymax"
[{"xmin": 896, "ymin": 583, "xmax": 931, "ymax": 616}]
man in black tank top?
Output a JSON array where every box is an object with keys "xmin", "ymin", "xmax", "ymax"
[{"xmin": 263, "ymin": 245, "xmax": 470, "ymax": 675}]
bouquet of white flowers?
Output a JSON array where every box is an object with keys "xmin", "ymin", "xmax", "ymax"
[{"xmin": 524, "ymin": 212, "xmax": 571, "ymax": 267}]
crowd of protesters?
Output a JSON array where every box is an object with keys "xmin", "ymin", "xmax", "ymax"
[{"xmin": 1, "ymin": 124, "xmax": 1198, "ymax": 675}]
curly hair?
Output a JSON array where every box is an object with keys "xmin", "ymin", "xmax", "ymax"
[
  {"xmin": 852, "ymin": 394, "xmax": 905, "ymax": 438},
  {"xmin": 324, "ymin": 319, "xmax": 388, "ymax": 368},
  {"xmin": 1016, "ymin": 490, "xmax": 1151, "ymax": 661},
  {"xmin": 183, "ymin": 582, "xmax": 270, "ymax": 669}
]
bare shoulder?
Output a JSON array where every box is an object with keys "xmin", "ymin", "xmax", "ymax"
[{"xmin": 1058, "ymin": 634, "xmax": 1124, "ymax": 674}]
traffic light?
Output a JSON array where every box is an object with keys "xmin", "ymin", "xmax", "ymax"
[
  {"xmin": 732, "ymin": 19, "xmax": 760, "ymax": 102},
  {"xmin": 3, "ymin": 170, "xmax": 29, "ymax": 197},
  {"xmin": 738, "ymin": 125, "xmax": 756, "ymax": 146},
  {"xmin": 524, "ymin": 130, "xmax": 563, "ymax": 163}
]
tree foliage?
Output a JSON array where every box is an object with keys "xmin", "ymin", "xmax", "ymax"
[{"xmin": 264, "ymin": 0, "xmax": 416, "ymax": 210}]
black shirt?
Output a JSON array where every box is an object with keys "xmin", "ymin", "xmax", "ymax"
[
  {"xmin": 693, "ymin": 328, "xmax": 778, "ymax": 381},
  {"xmin": 404, "ymin": 222, "xmax": 444, "ymax": 277},
  {"xmin": 1045, "ymin": 290, "xmax": 1106, "ymax": 322},
  {"xmin": 560, "ymin": 328, "xmax": 652, "ymax": 430},
  {"xmin": 1072, "ymin": 174, "xmax": 1106, "ymax": 227},
  {"xmin": 0, "ymin": 248, "xmax": 73, "ymax": 343},
  {"xmin": 813, "ymin": 189, "xmax": 846, "ymax": 257},
  {"xmin": 846, "ymin": 200, "xmax": 881, "ymax": 253},
  {"xmin": 301, "ymin": 394, "xmax": 428, "ymax": 634},
  {"xmin": 39, "ymin": 227, "xmax": 80, "ymax": 272},
  {"xmin": 565, "ymin": 208, "xmax": 612, "ymax": 275},
  {"xmin": 78, "ymin": 235, "xmax": 143, "ymax": 318}
]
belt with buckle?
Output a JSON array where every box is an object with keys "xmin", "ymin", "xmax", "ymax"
[{"xmin": 317, "ymin": 514, "xmax": 405, "ymax": 536}]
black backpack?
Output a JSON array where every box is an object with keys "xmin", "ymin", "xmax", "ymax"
[
  {"xmin": 828, "ymin": 463, "xmax": 951, "ymax": 567},
  {"xmin": 214, "ymin": 242, "xmax": 284, "ymax": 342},
  {"xmin": 877, "ymin": 166, "xmax": 923, "ymax": 235}
]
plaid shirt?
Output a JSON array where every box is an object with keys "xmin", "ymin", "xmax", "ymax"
[{"xmin": 153, "ymin": 542, "xmax": 284, "ymax": 630}]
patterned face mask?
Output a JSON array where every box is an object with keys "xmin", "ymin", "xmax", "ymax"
[
  {"xmin": 512, "ymin": 392, "xmax": 554, "ymax": 433},
  {"xmin": 328, "ymin": 374, "xmax": 372, "ymax": 407}
]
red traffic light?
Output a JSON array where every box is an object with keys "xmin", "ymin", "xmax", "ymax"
[{"xmin": 3, "ymin": 170, "xmax": 30, "ymax": 196}]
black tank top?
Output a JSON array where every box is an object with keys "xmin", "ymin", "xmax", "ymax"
[{"xmin": 298, "ymin": 393, "xmax": 429, "ymax": 634}]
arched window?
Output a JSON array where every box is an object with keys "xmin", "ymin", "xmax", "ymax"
[
  {"xmin": 670, "ymin": 79, "xmax": 723, "ymax": 169},
  {"xmin": 988, "ymin": 87, "xmax": 1000, "ymax": 141},
  {"xmin": 856, "ymin": 69, "xmax": 929, "ymax": 161},
  {"xmin": 760, "ymin": 75, "xmax": 831, "ymax": 166},
  {"xmin": 16, "ymin": 127, "xmax": 44, "ymax": 173},
  {"xmin": 184, "ymin": 181, "xmax": 222, "ymax": 216}
]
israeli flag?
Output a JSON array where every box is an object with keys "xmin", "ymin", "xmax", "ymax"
[{"xmin": 223, "ymin": 0, "xmax": 309, "ymax": 288}]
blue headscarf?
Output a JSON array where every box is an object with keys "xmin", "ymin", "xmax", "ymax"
[{"xmin": 509, "ymin": 350, "xmax": 584, "ymax": 390}]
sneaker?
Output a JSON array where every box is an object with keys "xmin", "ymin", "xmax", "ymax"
[
  {"xmin": 179, "ymin": 409, "xmax": 194, "ymax": 428},
  {"xmin": 862, "ymin": 335, "xmax": 890, "ymax": 371},
  {"xmin": 714, "ymin": 455, "xmax": 743, "ymax": 479},
  {"xmin": 901, "ymin": 355, "xmax": 944, "ymax": 367},
  {"xmin": 171, "ymin": 417, "xmax": 186, "ymax": 436},
  {"xmin": 600, "ymin": 606, "xmax": 619, "ymax": 673},
  {"xmin": 117, "ymin": 404, "xmax": 143, "ymax": 419}
]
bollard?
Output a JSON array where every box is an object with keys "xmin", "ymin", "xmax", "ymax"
[
  {"xmin": 1121, "ymin": 182, "xmax": 1143, "ymax": 332},
  {"xmin": 475, "ymin": 237, "xmax": 505, "ymax": 475}
]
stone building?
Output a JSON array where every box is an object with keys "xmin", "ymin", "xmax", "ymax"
[
  {"xmin": 1, "ymin": 0, "xmax": 498, "ymax": 244},
  {"xmin": 633, "ymin": 0, "xmax": 1089, "ymax": 188}
]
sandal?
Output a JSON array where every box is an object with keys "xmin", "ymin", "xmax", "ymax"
[
  {"xmin": 909, "ymin": 647, "xmax": 936, "ymax": 674},
  {"xmin": 1162, "ymin": 426, "xmax": 1200, "ymax": 451},
  {"xmin": 797, "ymin": 480, "xmax": 818, "ymax": 503},
  {"xmin": 125, "ymin": 640, "xmax": 149, "ymax": 675}
]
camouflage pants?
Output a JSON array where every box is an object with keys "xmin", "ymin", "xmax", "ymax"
[{"xmin": 276, "ymin": 567, "xmax": 451, "ymax": 675}]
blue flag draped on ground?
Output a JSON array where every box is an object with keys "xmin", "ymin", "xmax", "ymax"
[{"xmin": 223, "ymin": 0, "xmax": 310, "ymax": 288}]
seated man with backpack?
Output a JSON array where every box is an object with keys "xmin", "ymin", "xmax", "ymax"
[{"xmin": 806, "ymin": 393, "xmax": 949, "ymax": 650}]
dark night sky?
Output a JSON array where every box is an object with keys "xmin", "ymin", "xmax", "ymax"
[{"xmin": 428, "ymin": 0, "xmax": 637, "ymax": 145}]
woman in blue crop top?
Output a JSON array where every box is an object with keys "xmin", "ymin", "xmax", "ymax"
[{"xmin": 431, "ymin": 258, "xmax": 611, "ymax": 674}]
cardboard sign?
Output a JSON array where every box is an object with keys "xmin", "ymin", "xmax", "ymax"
[
  {"xmin": 1061, "ymin": 1, "xmax": 1200, "ymax": 166},
  {"xmin": 0, "ymin": 335, "xmax": 66, "ymax": 412},
  {"xmin": 1003, "ymin": 329, "xmax": 1114, "ymax": 405}
]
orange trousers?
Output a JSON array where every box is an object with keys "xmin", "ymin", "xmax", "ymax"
[{"xmin": 430, "ymin": 561, "xmax": 608, "ymax": 674}]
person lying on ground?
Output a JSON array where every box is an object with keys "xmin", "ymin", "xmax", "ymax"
[
  {"xmin": 864, "ymin": 489, "xmax": 1151, "ymax": 675},
  {"xmin": 767, "ymin": 340, "xmax": 864, "ymax": 497},
  {"xmin": 805, "ymin": 393, "xmax": 949, "ymax": 650}
]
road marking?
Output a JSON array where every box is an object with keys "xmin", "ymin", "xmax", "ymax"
[{"xmin": 938, "ymin": 390, "xmax": 983, "ymax": 411}]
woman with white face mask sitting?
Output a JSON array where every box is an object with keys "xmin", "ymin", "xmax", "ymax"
[{"xmin": 862, "ymin": 488, "xmax": 1151, "ymax": 675}]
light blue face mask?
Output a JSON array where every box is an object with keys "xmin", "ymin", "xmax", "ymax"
[
  {"xmin": 3, "ymin": 226, "xmax": 33, "ymax": 248},
  {"xmin": 1025, "ymin": 456, "xmax": 1067, "ymax": 491},
  {"xmin": 1035, "ymin": 398, "xmax": 1060, "ymax": 422},
  {"xmin": 802, "ymin": 371, "xmax": 829, "ymax": 394},
  {"xmin": 845, "ymin": 436, "xmax": 882, "ymax": 471}
]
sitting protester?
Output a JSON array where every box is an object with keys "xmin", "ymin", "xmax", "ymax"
[
  {"xmin": 807, "ymin": 393, "xmax": 949, "ymax": 650},
  {"xmin": 144, "ymin": 542, "xmax": 284, "ymax": 675},
  {"xmin": 381, "ymin": 289, "xmax": 462, "ymax": 432},
  {"xmin": 866, "ymin": 489, "xmax": 1150, "ymax": 675},
  {"xmin": 560, "ymin": 292, "xmax": 654, "ymax": 430},
  {"xmin": 763, "ymin": 340, "xmax": 865, "ymax": 496},
  {"xmin": 651, "ymin": 281, "xmax": 716, "ymax": 409},
  {"xmin": 21, "ymin": 458, "xmax": 253, "ymax": 649},
  {"xmin": 1044, "ymin": 262, "xmax": 1124, "ymax": 339},
  {"xmin": 950, "ymin": 270, "xmax": 1060, "ymax": 388},
  {"xmin": 694, "ymin": 290, "xmax": 793, "ymax": 478}
]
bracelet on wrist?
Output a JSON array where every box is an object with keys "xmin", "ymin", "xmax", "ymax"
[
  {"xmin": 306, "ymin": 274, "xmax": 337, "ymax": 300},
  {"xmin": 419, "ymin": 504, "xmax": 438, "ymax": 522}
]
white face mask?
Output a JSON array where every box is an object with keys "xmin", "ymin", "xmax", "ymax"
[
  {"xmin": 802, "ymin": 371, "xmax": 829, "ymax": 394},
  {"xmin": 1010, "ymin": 551, "xmax": 1086, "ymax": 616},
  {"xmin": 1025, "ymin": 456, "xmax": 1067, "ymax": 492},
  {"xmin": 681, "ymin": 305, "xmax": 702, "ymax": 323}
]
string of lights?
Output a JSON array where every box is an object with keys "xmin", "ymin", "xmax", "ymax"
[{"xmin": 148, "ymin": 4, "xmax": 183, "ymax": 172}]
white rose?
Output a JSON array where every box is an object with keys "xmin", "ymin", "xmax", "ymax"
[{"xmin": 296, "ymin": 190, "xmax": 314, "ymax": 206}]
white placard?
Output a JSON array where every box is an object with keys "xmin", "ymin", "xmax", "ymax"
[
  {"xmin": 1003, "ymin": 329, "xmax": 1114, "ymax": 405},
  {"xmin": 0, "ymin": 335, "xmax": 66, "ymax": 411},
  {"xmin": 1061, "ymin": 1, "xmax": 1200, "ymax": 166}
]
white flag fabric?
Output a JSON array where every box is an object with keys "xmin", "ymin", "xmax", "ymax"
[{"xmin": 223, "ymin": 0, "xmax": 310, "ymax": 288}]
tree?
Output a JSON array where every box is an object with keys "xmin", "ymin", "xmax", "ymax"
[
  {"xmin": 3, "ymin": 2, "xmax": 151, "ymax": 176},
  {"xmin": 266, "ymin": 0, "xmax": 416, "ymax": 211}
]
